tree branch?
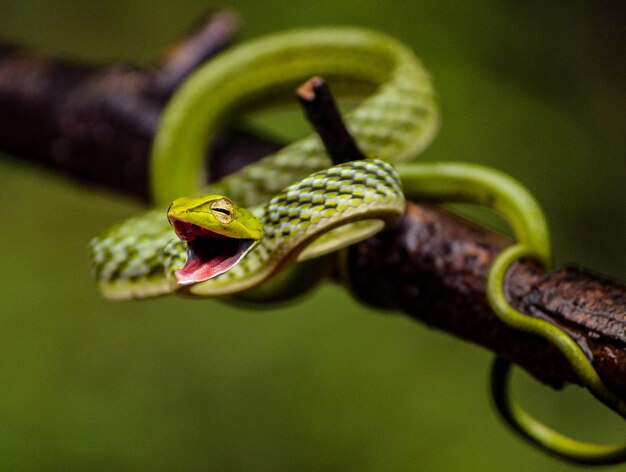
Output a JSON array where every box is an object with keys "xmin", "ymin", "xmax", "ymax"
[
  {"xmin": 348, "ymin": 204, "xmax": 626, "ymax": 398},
  {"xmin": 0, "ymin": 8, "xmax": 281, "ymax": 201},
  {"xmin": 1, "ymin": 12, "xmax": 624, "ymax": 401}
]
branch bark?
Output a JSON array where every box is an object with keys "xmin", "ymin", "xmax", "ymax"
[
  {"xmin": 348, "ymin": 204, "xmax": 626, "ymax": 398},
  {"xmin": 1, "ymin": 12, "xmax": 624, "ymax": 401},
  {"xmin": 0, "ymin": 8, "xmax": 281, "ymax": 201}
]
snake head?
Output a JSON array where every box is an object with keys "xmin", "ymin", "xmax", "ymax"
[{"xmin": 167, "ymin": 195, "xmax": 263, "ymax": 286}]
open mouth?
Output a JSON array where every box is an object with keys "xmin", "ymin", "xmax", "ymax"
[{"xmin": 171, "ymin": 220, "xmax": 254, "ymax": 285}]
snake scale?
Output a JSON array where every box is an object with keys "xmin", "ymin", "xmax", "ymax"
[{"xmin": 88, "ymin": 27, "xmax": 625, "ymax": 464}]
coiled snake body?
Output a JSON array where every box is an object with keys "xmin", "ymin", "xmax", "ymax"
[
  {"xmin": 88, "ymin": 27, "xmax": 625, "ymax": 464},
  {"xmin": 90, "ymin": 28, "xmax": 436, "ymax": 299}
]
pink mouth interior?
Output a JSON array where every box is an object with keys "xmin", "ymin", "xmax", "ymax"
[{"xmin": 171, "ymin": 220, "xmax": 253, "ymax": 285}]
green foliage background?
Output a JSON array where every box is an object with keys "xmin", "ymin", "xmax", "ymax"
[{"xmin": 0, "ymin": 1, "xmax": 624, "ymax": 470}]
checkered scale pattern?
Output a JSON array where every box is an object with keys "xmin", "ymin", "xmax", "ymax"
[
  {"xmin": 88, "ymin": 209, "xmax": 177, "ymax": 298},
  {"xmin": 163, "ymin": 159, "xmax": 405, "ymax": 296}
]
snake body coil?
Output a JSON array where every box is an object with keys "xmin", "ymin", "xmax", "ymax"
[
  {"xmin": 88, "ymin": 27, "xmax": 625, "ymax": 464},
  {"xmin": 89, "ymin": 27, "xmax": 437, "ymax": 299}
]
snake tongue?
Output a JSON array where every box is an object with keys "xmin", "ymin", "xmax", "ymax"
[{"xmin": 174, "ymin": 226, "xmax": 254, "ymax": 285}]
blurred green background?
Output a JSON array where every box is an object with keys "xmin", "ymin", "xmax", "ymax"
[{"xmin": 1, "ymin": 1, "xmax": 624, "ymax": 470}]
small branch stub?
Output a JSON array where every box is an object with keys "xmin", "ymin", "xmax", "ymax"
[{"xmin": 296, "ymin": 76, "xmax": 366, "ymax": 164}]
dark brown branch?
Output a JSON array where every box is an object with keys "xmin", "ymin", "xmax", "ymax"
[
  {"xmin": 296, "ymin": 76, "xmax": 366, "ymax": 164},
  {"xmin": 1, "ymin": 14, "xmax": 625, "ymax": 402},
  {"xmin": 348, "ymin": 205, "xmax": 626, "ymax": 399},
  {"xmin": 0, "ymin": 8, "xmax": 281, "ymax": 202}
]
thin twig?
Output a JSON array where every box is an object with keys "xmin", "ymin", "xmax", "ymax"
[
  {"xmin": 296, "ymin": 76, "xmax": 366, "ymax": 164},
  {"xmin": 150, "ymin": 8, "xmax": 240, "ymax": 100}
]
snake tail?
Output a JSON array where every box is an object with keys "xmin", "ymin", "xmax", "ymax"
[
  {"xmin": 396, "ymin": 161, "xmax": 626, "ymax": 464},
  {"xmin": 488, "ymin": 246, "xmax": 626, "ymax": 465}
]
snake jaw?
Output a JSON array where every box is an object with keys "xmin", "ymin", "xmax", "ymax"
[{"xmin": 170, "ymin": 220, "xmax": 255, "ymax": 285}]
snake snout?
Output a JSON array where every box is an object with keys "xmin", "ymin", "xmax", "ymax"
[{"xmin": 171, "ymin": 220, "xmax": 255, "ymax": 285}]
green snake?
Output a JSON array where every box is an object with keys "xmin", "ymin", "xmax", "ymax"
[{"xmin": 87, "ymin": 27, "xmax": 626, "ymax": 464}]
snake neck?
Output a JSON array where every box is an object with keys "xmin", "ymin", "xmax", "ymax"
[{"xmin": 170, "ymin": 160, "xmax": 405, "ymax": 297}]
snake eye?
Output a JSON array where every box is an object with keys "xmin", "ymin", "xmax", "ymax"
[{"xmin": 210, "ymin": 198, "xmax": 234, "ymax": 224}]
